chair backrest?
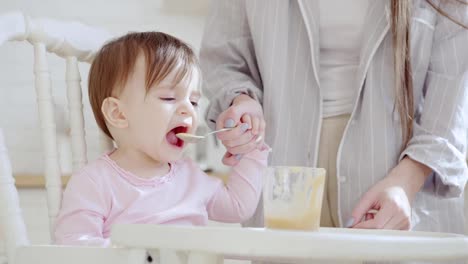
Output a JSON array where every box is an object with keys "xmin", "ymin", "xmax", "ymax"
[{"xmin": 0, "ymin": 11, "xmax": 114, "ymax": 243}]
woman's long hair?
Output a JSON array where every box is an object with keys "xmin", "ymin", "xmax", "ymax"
[{"xmin": 391, "ymin": 0, "xmax": 467, "ymax": 152}]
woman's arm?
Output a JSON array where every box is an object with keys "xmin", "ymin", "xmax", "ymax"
[
  {"xmin": 350, "ymin": 2, "xmax": 468, "ymax": 230},
  {"xmin": 200, "ymin": 0, "xmax": 263, "ymax": 130},
  {"xmin": 399, "ymin": 2, "xmax": 468, "ymax": 198}
]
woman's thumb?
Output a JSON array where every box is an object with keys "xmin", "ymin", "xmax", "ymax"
[
  {"xmin": 216, "ymin": 106, "xmax": 242, "ymax": 130},
  {"xmin": 349, "ymin": 192, "xmax": 376, "ymax": 227}
]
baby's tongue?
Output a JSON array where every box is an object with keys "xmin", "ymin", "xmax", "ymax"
[{"xmin": 166, "ymin": 130, "xmax": 178, "ymax": 145}]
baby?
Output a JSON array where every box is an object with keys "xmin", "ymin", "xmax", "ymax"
[{"xmin": 54, "ymin": 32, "xmax": 268, "ymax": 246}]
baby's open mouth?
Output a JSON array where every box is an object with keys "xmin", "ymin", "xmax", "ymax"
[{"xmin": 166, "ymin": 126, "xmax": 188, "ymax": 148}]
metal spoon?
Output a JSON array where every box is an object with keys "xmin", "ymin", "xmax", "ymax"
[{"xmin": 176, "ymin": 127, "xmax": 235, "ymax": 144}]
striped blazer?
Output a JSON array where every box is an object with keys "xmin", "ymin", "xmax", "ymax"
[{"xmin": 200, "ymin": 0, "xmax": 468, "ymax": 235}]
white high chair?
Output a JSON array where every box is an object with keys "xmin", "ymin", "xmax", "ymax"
[
  {"xmin": 0, "ymin": 11, "xmax": 146, "ymax": 264},
  {"xmin": 2, "ymin": 11, "xmax": 468, "ymax": 264}
]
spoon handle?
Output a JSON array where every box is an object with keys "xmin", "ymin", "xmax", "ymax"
[{"xmin": 205, "ymin": 127, "xmax": 234, "ymax": 136}]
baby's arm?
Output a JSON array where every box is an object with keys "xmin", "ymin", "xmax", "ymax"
[
  {"xmin": 54, "ymin": 169, "xmax": 110, "ymax": 247},
  {"xmin": 206, "ymin": 148, "xmax": 268, "ymax": 222}
]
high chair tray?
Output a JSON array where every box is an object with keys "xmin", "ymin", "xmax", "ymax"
[{"xmin": 111, "ymin": 224, "xmax": 468, "ymax": 262}]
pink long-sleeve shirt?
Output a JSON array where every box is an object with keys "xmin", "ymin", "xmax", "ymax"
[{"xmin": 54, "ymin": 149, "xmax": 268, "ymax": 246}]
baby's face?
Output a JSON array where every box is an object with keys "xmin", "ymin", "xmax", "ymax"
[{"xmin": 119, "ymin": 55, "xmax": 200, "ymax": 162}]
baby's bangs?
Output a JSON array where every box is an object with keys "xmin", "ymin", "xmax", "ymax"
[{"xmin": 144, "ymin": 45, "xmax": 199, "ymax": 91}]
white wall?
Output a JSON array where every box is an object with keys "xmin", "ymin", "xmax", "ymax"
[{"xmin": 0, "ymin": 0, "xmax": 228, "ymax": 176}]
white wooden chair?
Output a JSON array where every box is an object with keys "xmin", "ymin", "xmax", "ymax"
[
  {"xmin": 2, "ymin": 11, "xmax": 468, "ymax": 264},
  {"xmin": 0, "ymin": 11, "xmax": 146, "ymax": 264},
  {"xmin": 0, "ymin": 11, "xmax": 117, "ymax": 237}
]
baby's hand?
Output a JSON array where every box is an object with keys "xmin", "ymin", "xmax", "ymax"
[{"xmin": 216, "ymin": 95, "xmax": 266, "ymax": 166}]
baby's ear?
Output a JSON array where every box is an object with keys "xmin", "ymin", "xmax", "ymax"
[{"xmin": 101, "ymin": 97, "xmax": 128, "ymax": 129}]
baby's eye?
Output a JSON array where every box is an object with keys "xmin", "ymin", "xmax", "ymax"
[{"xmin": 160, "ymin": 97, "xmax": 175, "ymax": 102}]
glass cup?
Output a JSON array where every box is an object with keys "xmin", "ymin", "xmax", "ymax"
[{"xmin": 263, "ymin": 166, "xmax": 326, "ymax": 231}]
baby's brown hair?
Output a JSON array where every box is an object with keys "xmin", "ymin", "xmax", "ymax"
[{"xmin": 88, "ymin": 31, "xmax": 200, "ymax": 139}]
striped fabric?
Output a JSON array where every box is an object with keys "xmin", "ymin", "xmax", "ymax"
[{"xmin": 200, "ymin": 0, "xmax": 468, "ymax": 239}]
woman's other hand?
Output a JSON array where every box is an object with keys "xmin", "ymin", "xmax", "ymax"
[{"xmin": 349, "ymin": 157, "xmax": 432, "ymax": 230}]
